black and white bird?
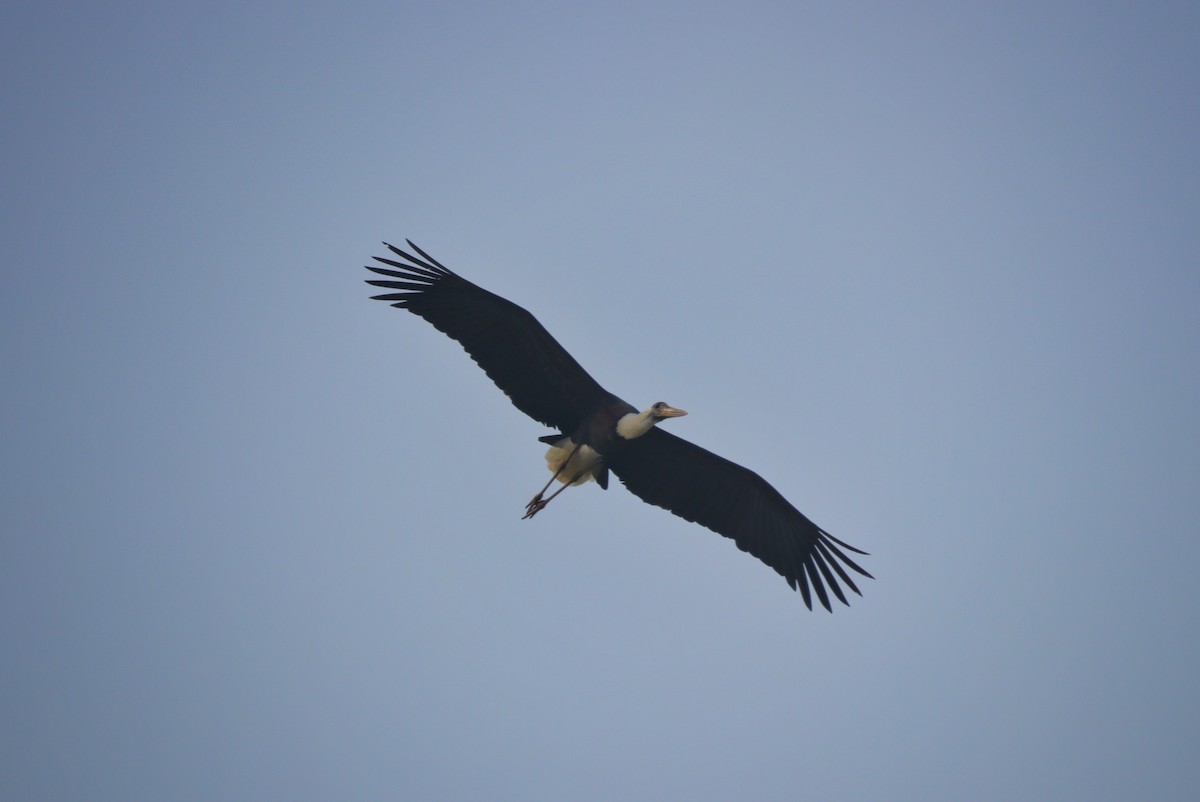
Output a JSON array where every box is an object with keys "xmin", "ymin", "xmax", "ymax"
[{"xmin": 365, "ymin": 241, "xmax": 872, "ymax": 610}]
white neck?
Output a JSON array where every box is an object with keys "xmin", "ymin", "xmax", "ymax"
[{"xmin": 616, "ymin": 408, "xmax": 657, "ymax": 440}]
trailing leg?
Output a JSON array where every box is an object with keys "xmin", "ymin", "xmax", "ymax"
[{"xmin": 525, "ymin": 441, "xmax": 582, "ymax": 515}]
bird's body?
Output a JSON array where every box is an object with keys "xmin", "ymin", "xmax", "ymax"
[
  {"xmin": 366, "ymin": 240, "xmax": 872, "ymax": 610},
  {"xmin": 541, "ymin": 398, "xmax": 678, "ymax": 482}
]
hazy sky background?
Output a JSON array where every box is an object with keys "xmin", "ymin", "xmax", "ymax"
[{"xmin": 3, "ymin": 2, "xmax": 1198, "ymax": 800}]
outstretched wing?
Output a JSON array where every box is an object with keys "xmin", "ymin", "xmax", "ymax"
[
  {"xmin": 608, "ymin": 428, "xmax": 872, "ymax": 610},
  {"xmin": 366, "ymin": 241, "xmax": 611, "ymax": 433}
]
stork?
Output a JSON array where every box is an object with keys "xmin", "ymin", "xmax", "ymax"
[{"xmin": 365, "ymin": 241, "xmax": 872, "ymax": 610}]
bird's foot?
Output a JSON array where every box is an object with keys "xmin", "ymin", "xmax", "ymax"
[{"xmin": 522, "ymin": 499, "xmax": 548, "ymax": 520}]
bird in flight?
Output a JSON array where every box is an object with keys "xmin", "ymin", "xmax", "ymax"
[{"xmin": 365, "ymin": 241, "xmax": 872, "ymax": 610}]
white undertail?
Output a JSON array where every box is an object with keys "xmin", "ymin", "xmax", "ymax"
[{"xmin": 543, "ymin": 437, "xmax": 603, "ymax": 485}]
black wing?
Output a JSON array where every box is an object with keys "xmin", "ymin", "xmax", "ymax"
[
  {"xmin": 366, "ymin": 241, "xmax": 611, "ymax": 433},
  {"xmin": 607, "ymin": 428, "xmax": 872, "ymax": 611}
]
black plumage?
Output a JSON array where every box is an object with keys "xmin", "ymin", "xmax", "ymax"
[{"xmin": 365, "ymin": 240, "xmax": 872, "ymax": 610}]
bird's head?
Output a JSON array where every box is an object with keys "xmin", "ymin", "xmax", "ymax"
[{"xmin": 649, "ymin": 401, "xmax": 688, "ymax": 422}]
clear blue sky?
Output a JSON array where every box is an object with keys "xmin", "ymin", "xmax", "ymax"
[{"xmin": 3, "ymin": 2, "xmax": 1198, "ymax": 800}]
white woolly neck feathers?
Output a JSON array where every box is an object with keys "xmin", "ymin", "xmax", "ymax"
[{"xmin": 616, "ymin": 407, "xmax": 661, "ymax": 440}]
